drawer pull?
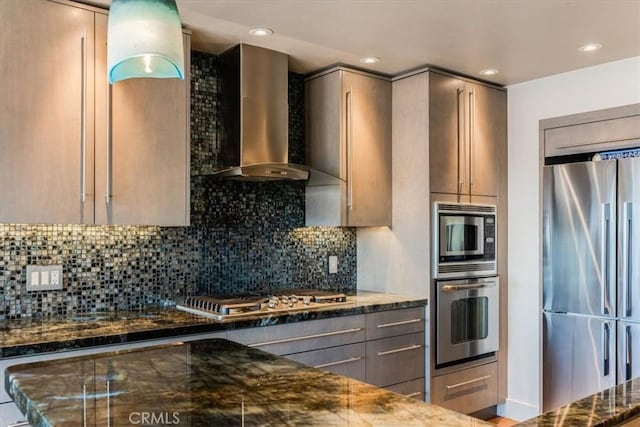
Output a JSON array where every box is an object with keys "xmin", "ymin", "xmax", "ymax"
[
  {"xmin": 405, "ymin": 391, "xmax": 422, "ymax": 398},
  {"xmin": 377, "ymin": 319, "xmax": 422, "ymax": 328},
  {"xmin": 446, "ymin": 375, "xmax": 491, "ymax": 392},
  {"xmin": 249, "ymin": 328, "xmax": 363, "ymax": 347},
  {"xmin": 377, "ymin": 344, "xmax": 422, "ymax": 356},
  {"xmin": 8, "ymin": 422, "xmax": 30, "ymax": 427},
  {"xmin": 314, "ymin": 356, "xmax": 363, "ymax": 369}
]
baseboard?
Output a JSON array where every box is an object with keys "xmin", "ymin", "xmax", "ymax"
[{"xmin": 497, "ymin": 399, "xmax": 539, "ymax": 421}]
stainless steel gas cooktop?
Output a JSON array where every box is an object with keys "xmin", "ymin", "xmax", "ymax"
[{"xmin": 176, "ymin": 289, "xmax": 351, "ymax": 320}]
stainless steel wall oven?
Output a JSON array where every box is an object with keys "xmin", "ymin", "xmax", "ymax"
[{"xmin": 435, "ymin": 276, "xmax": 499, "ymax": 367}]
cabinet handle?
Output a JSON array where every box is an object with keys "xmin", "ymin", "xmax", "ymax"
[
  {"xmin": 7, "ymin": 422, "xmax": 30, "ymax": 427},
  {"xmin": 105, "ymin": 84, "xmax": 112, "ymax": 205},
  {"xmin": 377, "ymin": 318, "xmax": 422, "ymax": 328},
  {"xmin": 469, "ymin": 88, "xmax": 476, "ymax": 188},
  {"xmin": 446, "ymin": 375, "xmax": 490, "ymax": 392},
  {"xmin": 80, "ymin": 29, "xmax": 88, "ymax": 204},
  {"xmin": 346, "ymin": 89, "xmax": 354, "ymax": 210},
  {"xmin": 377, "ymin": 344, "xmax": 421, "ymax": 356},
  {"xmin": 405, "ymin": 391, "xmax": 422, "ymax": 398},
  {"xmin": 314, "ymin": 356, "xmax": 362, "ymax": 369},
  {"xmin": 249, "ymin": 328, "xmax": 363, "ymax": 347},
  {"xmin": 457, "ymin": 87, "xmax": 466, "ymax": 193},
  {"xmin": 107, "ymin": 380, "xmax": 111, "ymax": 427},
  {"xmin": 82, "ymin": 384, "xmax": 87, "ymax": 427}
]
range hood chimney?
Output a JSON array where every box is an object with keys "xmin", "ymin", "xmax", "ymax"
[{"xmin": 213, "ymin": 44, "xmax": 309, "ymax": 181}]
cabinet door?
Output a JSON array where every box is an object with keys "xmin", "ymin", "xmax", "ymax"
[
  {"xmin": 468, "ymin": 83, "xmax": 504, "ymax": 197},
  {"xmin": 429, "ymin": 72, "xmax": 466, "ymax": 196},
  {"xmin": 342, "ymin": 71, "xmax": 391, "ymax": 226},
  {"xmin": 0, "ymin": 0, "xmax": 95, "ymax": 224},
  {"xmin": 94, "ymin": 14, "xmax": 190, "ymax": 226}
]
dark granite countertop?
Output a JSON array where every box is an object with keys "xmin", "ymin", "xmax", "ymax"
[
  {"xmin": 0, "ymin": 291, "xmax": 427, "ymax": 358},
  {"xmin": 6, "ymin": 338, "xmax": 488, "ymax": 427},
  {"xmin": 518, "ymin": 379, "xmax": 640, "ymax": 426}
]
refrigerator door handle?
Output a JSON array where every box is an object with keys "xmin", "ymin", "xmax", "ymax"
[
  {"xmin": 626, "ymin": 325, "xmax": 632, "ymax": 381},
  {"xmin": 623, "ymin": 202, "xmax": 633, "ymax": 318},
  {"xmin": 603, "ymin": 322, "xmax": 610, "ymax": 377},
  {"xmin": 601, "ymin": 203, "xmax": 612, "ymax": 316}
]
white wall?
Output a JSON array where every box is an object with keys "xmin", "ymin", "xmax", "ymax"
[{"xmin": 505, "ymin": 56, "xmax": 640, "ymax": 420}]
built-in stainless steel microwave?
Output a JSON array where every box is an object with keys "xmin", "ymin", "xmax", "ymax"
[{"xmin": 433, "ymin": 202, "xmax": 497, "ymax": 279}]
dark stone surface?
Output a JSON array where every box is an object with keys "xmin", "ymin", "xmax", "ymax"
[
  {"xmin": 517, "ymin": 380, "xmax": 640, "ymax": 427},
  {"xmin": 0, "ymin": 292, "xmax": 427, "ymax": 357},
  {"xmin": 6, "ymin": 337, "xmax": 482, "ymax": 427}
]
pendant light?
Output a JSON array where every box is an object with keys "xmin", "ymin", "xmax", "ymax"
[{"xmin": 107, "ymin": 0, "xmax": 185, "ymax": 84}]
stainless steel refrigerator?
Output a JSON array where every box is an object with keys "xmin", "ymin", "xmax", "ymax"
[{"xmin": 543, "ymin": 156, "xmax": 640, "ymax": 411}]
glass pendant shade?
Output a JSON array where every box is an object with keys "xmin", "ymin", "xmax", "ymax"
[{"xmin": 107, "ymin": 0, "xmax": 185, "ymax": 84}]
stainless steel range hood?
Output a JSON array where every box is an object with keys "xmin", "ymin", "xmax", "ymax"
[{"xmin": 214, "ymin": 44, "xmax": 309, "ymax": 181}]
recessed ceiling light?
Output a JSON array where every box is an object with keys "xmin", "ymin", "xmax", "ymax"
[
  {"xmin": 479, "ymin": 68, "xmax": 499, "ymax": 76},
  {"xmin": 578, "ymin": 43, "xmax": 602, "ymax": 52},
  {"xmin": 249, "ymin": 27, "xmax": 273, "ymax": 37},
  {"xmin": 360, "ymin": 56, "xmax": 381, "ymax": 64}
]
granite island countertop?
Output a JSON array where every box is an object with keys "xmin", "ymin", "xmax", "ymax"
[
  {"xmin": 518, "ymin": 379, "xmax": 640, "ymax": 427},
  {"xmin": 0, "ymin": 291, "xmax": 427, "ymax": 357},
  {"xmin": 6, "ymin": 338, "xmax": 489, "ymax": 427}
]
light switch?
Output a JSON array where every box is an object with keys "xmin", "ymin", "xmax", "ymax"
[
  {"xmin": 40, "ymin": 271, "xmax": 50, "ymax": 286},
  {"xmin": 30, "ymin": 271, "xmax": 40, "ymax": 287}
]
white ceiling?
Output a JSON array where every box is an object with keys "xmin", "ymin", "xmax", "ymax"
[{"xmin": 87, "ymin": 0, "xmax": 640, "ymax": 86}]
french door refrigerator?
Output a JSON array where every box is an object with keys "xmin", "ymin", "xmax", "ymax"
[{"xmin": 543, "ymin": 156, "xmax": 640, "ymax": 411}]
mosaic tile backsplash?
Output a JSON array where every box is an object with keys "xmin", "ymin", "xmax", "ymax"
[{"xmin": 0, "ymin": 51, "xmax": 356, "ymax": 319}]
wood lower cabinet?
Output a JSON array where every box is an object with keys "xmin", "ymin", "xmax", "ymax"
[
  {"xmin": 228, "ymin": 307, "xmax": 426, "ymax": 396},
  {"xmin": 385, "ymin": 377, "xmax": 425, "ymax": 401},
  {"xmin": 431, "ymin": 362, "xmax": 498, "ymax": 414},
  {"xmin": 365, "ymin": 307, "xmax": 426, "ymax": 395},
  {"xmin": 365, "ymin": 332, "xmax": 425, "ymax": 387},
  {"xmin": 227, "ymin": 315, "xmax": 367, "ymax": 380}
]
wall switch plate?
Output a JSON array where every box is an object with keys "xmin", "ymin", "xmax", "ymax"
[
  {"xmin": 26, "ymin": 265, "xmax": 63, "ymax": 291},
  {"xmin": 328, "ymin": 256, "xmax": 338, "ymax": 274}
]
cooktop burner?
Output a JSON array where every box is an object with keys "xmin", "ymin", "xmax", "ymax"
[{"xmin": 176, "ymin": 289, "xmax": 351, "ymax": 320}]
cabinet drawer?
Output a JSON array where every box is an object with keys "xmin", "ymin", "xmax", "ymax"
[
  {"xmin": 366, "ymin": 307, "xmax": 425, "ymax": 340},
  {"xmin": 227, "ymin": 315, "xmax": 365, "ymax": 355},
  {"xmin": 385, "ymin": 377, "xmax": 425, "ymax": 401},
  {"xmin": 365, "ymin": 332, "xmax": 425, "ymax": 387},
  {"xmin": 431, "ymin": 362, "xmax": 498, "ymax": 414},
  {"xmin": 286, "ymin": 343, "xmax": 365, "ymax": 382}
]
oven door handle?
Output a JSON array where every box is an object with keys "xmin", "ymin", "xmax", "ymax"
[{"xmin": 441, "ymin": 283, "xmax": 496, "ymax": 292}]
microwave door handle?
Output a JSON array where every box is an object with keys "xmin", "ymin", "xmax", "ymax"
[{"xmin": 441, "ymin": 283, "xmax": 496, "ymax": 292}]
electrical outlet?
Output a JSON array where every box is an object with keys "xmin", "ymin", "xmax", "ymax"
[
  {"xmin": 328, "ymin": 256, "xmax": 338, "ymax": 274},
  {"xmin": 26, "ymin": 265, "xmax": 63, "ymax": 291}
]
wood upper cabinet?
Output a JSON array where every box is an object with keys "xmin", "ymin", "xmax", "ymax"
[
  {"xmin": 305, "ymin": 68, "xmax": 392, "ymax": 227},
  {"xmin": 94, "ymin": 13, "xmax": 190, "ymax": 226},
  {"xmin": 0, "ymin": 0, "xmax": 96, "ymax": 224},
  {"xmin": 429, "ymin": 71, "xmax": 506, "ymax": 197},
  {"xmin": 0, "ymin": 1, "xmax": 190, "ymax": 226}
]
